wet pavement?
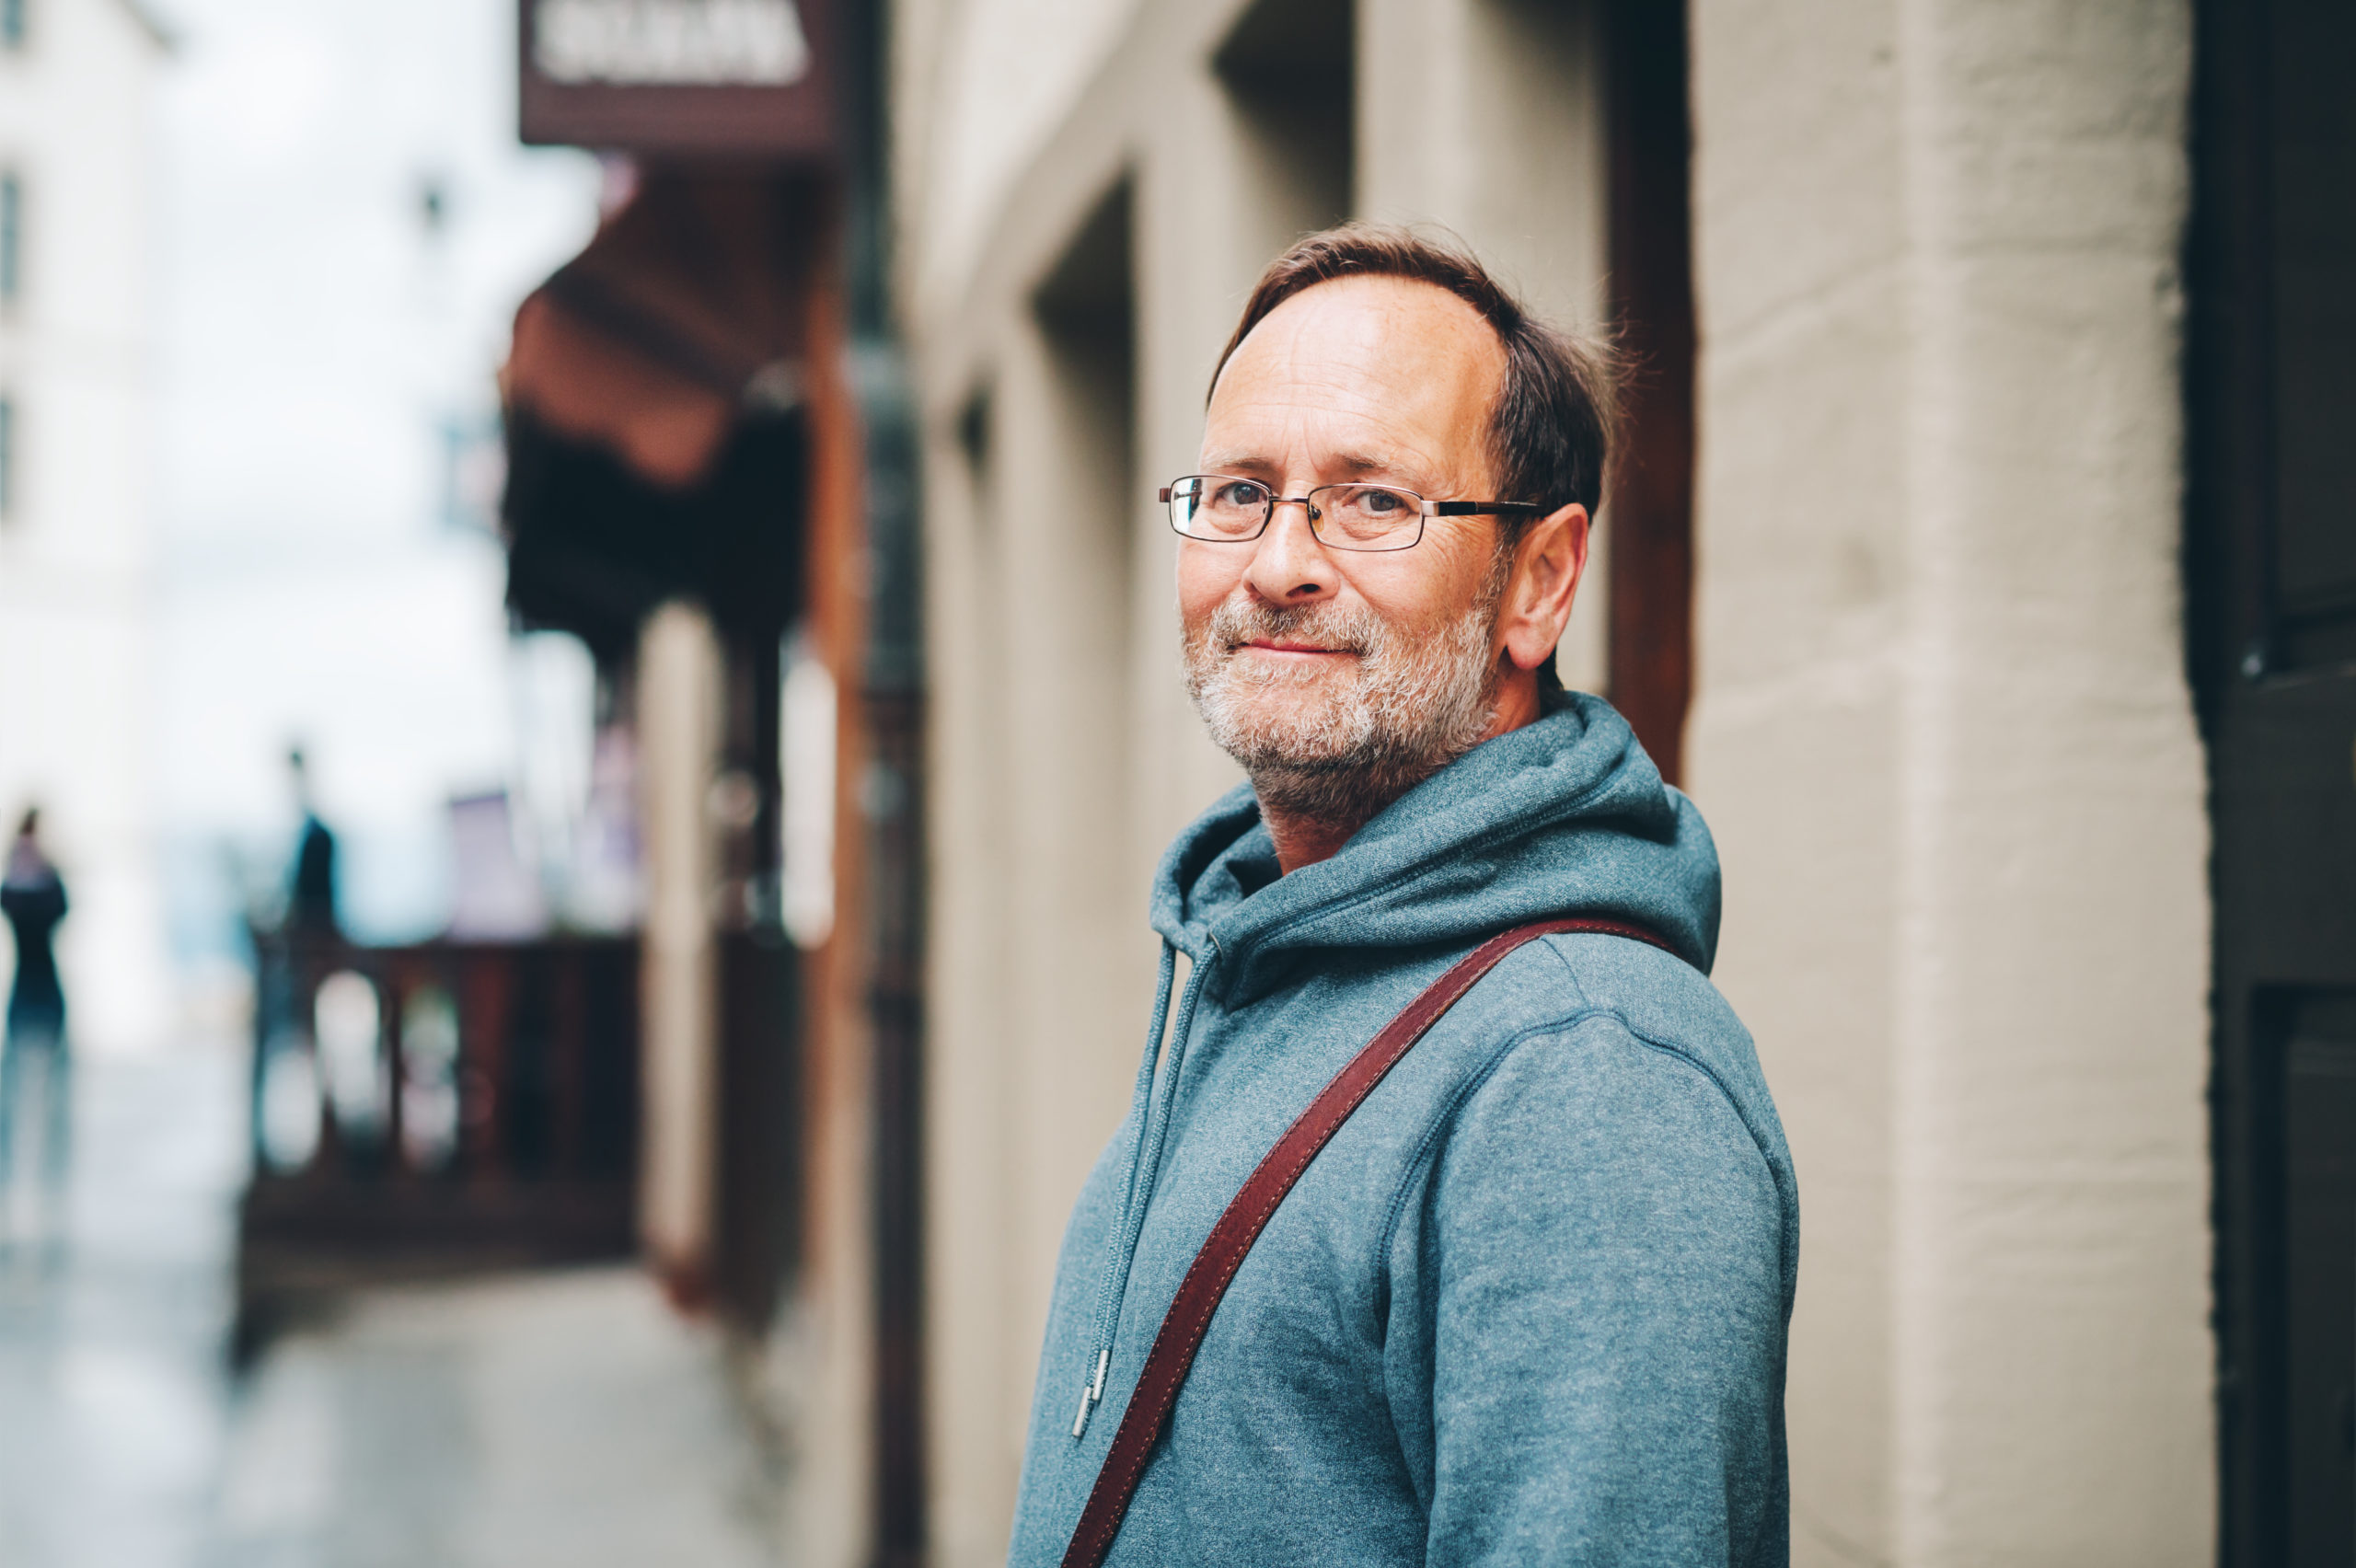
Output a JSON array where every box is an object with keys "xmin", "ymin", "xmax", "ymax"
[
  {"xmin": 0, "ymin": 1042, "xmax": 781, "ymax": 1567},
  {"xmin": 0, "ymin": 1041, "xmax": 242, "ymax": 1566}
]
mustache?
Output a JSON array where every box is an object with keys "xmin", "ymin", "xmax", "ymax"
[{"xmin": 1201, "ymin": 594, "xmax": 1388, "ymax": 655}]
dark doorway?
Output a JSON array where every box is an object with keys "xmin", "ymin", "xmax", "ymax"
[
  {"xmin": 1216, "ymin": 0, "xmax": 1355, "ymax": 244},
  {"xmin": 1034, "ymin": 180, "xmax": 1138, "ymax": 580},
  {"xmin": 2189, "ymin": 0, "xmax": 2356, "ymax": 1562},
  {"xmin": 1601, "ymin": 0, "xmax": 1695, "ymax": 786},
  {"xmin": 1029, "ymin": 175, "xmax": 1141, "ymax": 837}
]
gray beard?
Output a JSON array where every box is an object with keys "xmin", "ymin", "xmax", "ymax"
[{"xmin": 1181, "ymin": 580, "xmax": 1505, "ymax": 833}]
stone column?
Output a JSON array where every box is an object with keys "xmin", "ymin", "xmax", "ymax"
[
  {"xmin": 1687, "ymin": 2, "xmax": 2214, "ymax": 1562},
  {"xmin": 637, "ymin": 601, "xmax": 724, "ymax": 1290}
]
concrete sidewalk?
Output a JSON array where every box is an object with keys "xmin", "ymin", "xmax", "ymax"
[
  {"xmin": 0, "ymin": 1042, "xmax": 243, "ymax": 1565},
  {"xmin": 213, "ymin": 1268, "xmax": 785, "ymax": 1568},
  {"xmin": 0, "ymin": 1043, "xmax": 786, "ymax": 1567}
]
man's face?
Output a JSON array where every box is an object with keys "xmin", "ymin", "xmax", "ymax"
[{"xmin": 1180, "ymin": 276, "xmax": 1515, "ymax": 802}]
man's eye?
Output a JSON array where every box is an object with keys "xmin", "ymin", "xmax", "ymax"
[
  {"xmin": 1359, "ymin": 489, "xmax": 1404, "ymax": 513},
  {"xmin": 1214, "ymin": 483, "xmax": 1266, "ymax": 508}
]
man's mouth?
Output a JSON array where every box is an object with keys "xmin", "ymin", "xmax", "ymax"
[{"xmin": 1237, "ymin": 638, "xmax": 1357, "ymax": 658}]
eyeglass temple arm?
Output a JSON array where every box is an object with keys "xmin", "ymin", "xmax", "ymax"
[
  {"xmin": 1155, "ymin": 486, "xmax": 1544, "ymax": 516},
  {"xmin": 1431, "ymin": 500, "xmax": 1546, "ymax": 516}
]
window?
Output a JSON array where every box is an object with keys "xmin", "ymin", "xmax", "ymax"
[
  {"xmin": 0, "ymin": 0, "xmax": 23, "ymax": 52},
  {"xmin": 0, "ymin": 173, "xmax": 19, "ymax": 305},
  {"xmin": 0, "ymin": 397, "xmax": 16, "ymax": 521}
]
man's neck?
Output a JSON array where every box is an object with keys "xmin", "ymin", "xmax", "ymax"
[
  {"xmin": 1261, "ymin": 669, "xmax": 1545, "ymax": 874},
  {"xmin": 1260, "ymin": 796, "xmax": 1387, "ymax": 877}
]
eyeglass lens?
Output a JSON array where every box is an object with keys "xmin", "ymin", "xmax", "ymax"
[{"xmin": 1166, "ymin": 477, "xmax": 1423, "ymax": 550}]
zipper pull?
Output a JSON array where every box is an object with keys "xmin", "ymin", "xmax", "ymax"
[{"xmin": 1070, "ymin": 1347, "xmax": 1111, "ymax": 1438}]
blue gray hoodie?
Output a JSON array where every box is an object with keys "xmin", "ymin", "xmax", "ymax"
[{"xmin": 1007, "ymin": 692, "xmax": 1797, "ymax": 1567}]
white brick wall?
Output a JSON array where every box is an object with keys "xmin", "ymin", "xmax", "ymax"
[{"xmin": 1689, "ymin": 2, "xmax": 2214, "ymax": 1562}]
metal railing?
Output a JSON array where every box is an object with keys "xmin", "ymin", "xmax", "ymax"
[{"xmin": 237, "ymin": 928, "xmax": 641, "ymax": 1351}]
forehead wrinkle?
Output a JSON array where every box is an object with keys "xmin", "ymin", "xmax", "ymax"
[
  {"xmin": 1196, "ymin": 445, "xmax": 1415, "ymax": 479},
  {"xmin": 1226, "ymin": 277, "xmax": 1503, "ymax": 409},
  {"xmin": 1198, "ymin": 398, "xmax": 1450, "ymax": 492},
  {"xmin": 1204, "ymin": 368, "xmax": 1459, "ymax": 479}
]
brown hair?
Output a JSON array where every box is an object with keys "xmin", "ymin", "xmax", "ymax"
[{"xmin": 1210, "ymin": 225, "xmax": 1618, "ymax": 531}]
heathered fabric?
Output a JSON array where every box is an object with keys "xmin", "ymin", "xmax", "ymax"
[{"xmin": 1007, "ymin": 691, "xmax": 1796, "ymax": 1567}]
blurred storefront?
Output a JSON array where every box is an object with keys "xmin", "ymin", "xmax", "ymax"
[
  {"xmin": 502, "ymin": 162, "xmax": 821, "ymax": 1324},
  {"xmin": 888, "ymin": 3, "xmax": 2351, "ymax": 1568},
  {"xmin": 491, "ymin": 4, "xmax": 929, "ymax": 1565},
  {"xmin": 234, "ymin": 4, "xmax": 925, "ymax": 1560}
]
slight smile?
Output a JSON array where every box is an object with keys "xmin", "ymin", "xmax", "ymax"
[{"xmin": 1238, "ymin": 639, "xmax": 1357, "ymax": 660}]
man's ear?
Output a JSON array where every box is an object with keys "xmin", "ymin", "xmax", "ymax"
[{"xmin": 1498, "ymin": 502, "xmax": 1590, "ymax": 674}]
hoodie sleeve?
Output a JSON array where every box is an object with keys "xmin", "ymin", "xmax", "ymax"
[{"xmin": 1396, "ymin": 1011, "xmax": 1789, "ymax": 1568}]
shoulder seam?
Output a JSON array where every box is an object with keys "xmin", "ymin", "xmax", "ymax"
[{"xmin": 1375, "ymin": 1002, "xmax": 1775, "ymax": 1268}]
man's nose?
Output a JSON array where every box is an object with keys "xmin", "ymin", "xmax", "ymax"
[{"xmin": 1243, "ymin": 498, "xmax": 1336, "ymax": 605}]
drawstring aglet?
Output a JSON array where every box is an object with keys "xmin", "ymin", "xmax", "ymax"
[{"xmin": 1070, "ymin": 1347, "xmax": 1111, "ymax": 1438}]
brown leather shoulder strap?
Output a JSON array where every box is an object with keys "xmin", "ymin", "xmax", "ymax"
[{"xmin": 1059, "ymin": 915, "xmax": 1680, "ymax": 1568}]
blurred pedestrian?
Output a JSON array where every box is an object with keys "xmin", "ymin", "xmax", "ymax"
[
  {"xmin": 257, "ymin": 749, "xmax": 341, "ymax": 1157},
  {"xmin": 285, "ymin": 746, "xmax": 339, "ymax": 934},
  {"xmin": 1018, "ymin": 229, "xmax": 1795, "ymax": 1568},
  {"xmin": 1, "ymin": 809, "xmax": 71, "ymax": 1193}
]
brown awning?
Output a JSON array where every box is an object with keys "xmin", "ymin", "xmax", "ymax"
[{"xmin": 501, "ymin": 171, "xmax": 820, "ymax": 651}]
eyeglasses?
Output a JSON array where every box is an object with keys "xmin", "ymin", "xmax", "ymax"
[{"xmin": 1160, "ymin": 475, "xmax": 1543, "ymax": 552}]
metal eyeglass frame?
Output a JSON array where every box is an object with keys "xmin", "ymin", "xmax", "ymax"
[{"xmin": 1159, "ymin": 474, "xmax": 1546, "ymax": 552}]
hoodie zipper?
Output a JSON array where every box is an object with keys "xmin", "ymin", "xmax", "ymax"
[{"xmin": 1072, "ymin": 936, "xmax": 1217, "ymax": 1439}]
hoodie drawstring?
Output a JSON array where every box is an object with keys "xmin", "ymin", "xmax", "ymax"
[{"xmin": 1072, "ymin": 937, "xmax": 1212, "ymax": 1438}]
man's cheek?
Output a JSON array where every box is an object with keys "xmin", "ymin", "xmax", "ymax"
[{"xmin": 1174, "ymin": 552, "xmax": 1236, "ymax": 615}]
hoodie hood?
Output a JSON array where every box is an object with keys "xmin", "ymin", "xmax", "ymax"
[
  {"xmin": 1149, "ymin": 690, "xmax": 1720, "ymax": 998},
  {"xmin": 1060, "ymin": 689, "xmax": 1722, "ymax": 1443}
]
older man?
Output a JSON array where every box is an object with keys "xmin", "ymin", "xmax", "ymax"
[{"xmin": 1009, "ymin": 228, "xmax": 1796, "ymax": 1567}]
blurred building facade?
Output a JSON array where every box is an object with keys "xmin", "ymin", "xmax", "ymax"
[
  {"xmin": 0, "ymin": 0, "xmax": 172, "ymax": 1052},
  {"xmin": 484, "ymin": 10, "xmax": 932, "ymax": 1568},
  {"xmin": 886, "ymin": 2, "xmax": 2351, "ymax": 1566}
]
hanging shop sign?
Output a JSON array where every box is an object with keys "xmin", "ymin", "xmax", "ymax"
[{"xmin": 519, "ymin": 0, "xmax": 835, "ymax": 156}]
